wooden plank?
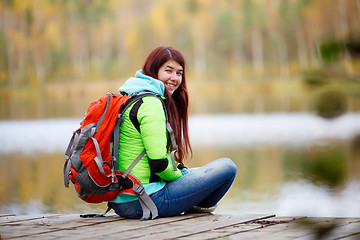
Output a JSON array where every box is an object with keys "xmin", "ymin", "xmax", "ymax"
[
  {"xmin": 0, "ymin": 214, "xmax": 124, "ymax": 239},
  {"xmin": 225, "ymin": 217, "xmax": 360, "ymax": 240},
  {"xmin": 0, "ymin": 214, "xmax": 61, "ymax": 224},
  {"xmin": 27, "ymin": 213, "xmax": 210, "ymax": 240},
  {"xmin": 1, "ymin": 213, "xmax": 207, "ymax": 240},
  {"xmin": 180, "ymin": 216, "xmax": 306, "ymax": 239},
  {"xmin": 2, "ymin": 214, "xmax": 272, "ymax": 240},
  {"xmin": 330, "ymin": 222, "xmax": 360, "ymax": 239},
  {"xmin": 222, "ymin": 217, "xmax": 313, "ymax": 239},
  {"xmin": 295, "ymin": 218, "xmax": 360, "ymax": 240},
  {"xmin": 340, "ymin": 233, "xmax": 360, "ymax": 240},
  {"xmin": 175, "ymin": 224, "xmax": 264, "ymax": 240},
  {"xmin": 1, "ymin": 214, "xmax": 359, "ymax": 240},
  {"xmin": 0, "ymin": 214, "xmax": 16, "ymax": 218},
  {"xmin": 128, "ymin": 214, "xmax": 275, "ymax": 240}
]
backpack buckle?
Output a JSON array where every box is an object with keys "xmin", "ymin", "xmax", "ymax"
[
  {"xmin": 133, "ymin": 184, "xmax": 145, "ymax": 195},
  {"xmin": 110, "ymin": 169, "xmax": 115, "ymax": 183}
]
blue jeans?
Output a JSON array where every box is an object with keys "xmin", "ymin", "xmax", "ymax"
[{"xmin": 110, "ymin": 158, "xmax": 237, "ymax": 219}]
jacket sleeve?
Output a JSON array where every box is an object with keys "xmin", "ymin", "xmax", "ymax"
[{"xmin": 137, "ymin": 96, "xmax": 183, "ymax": 181}]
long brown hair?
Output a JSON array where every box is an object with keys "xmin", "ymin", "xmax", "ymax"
[{"xmin": 142, "ymin": 46, "xmax": 192, "ymax": 164}]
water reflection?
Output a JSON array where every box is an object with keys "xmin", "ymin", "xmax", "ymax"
[
  {"xmin": 212, "ymin": 140, "xmax": 360, "ymax": 217},
  {"xmin": 0, "ymin": 114, "xmax": 360, "ymax": 217},
  {"xmin": 0, "ymin": 152, "xmax": 108, "ymax": 215}
]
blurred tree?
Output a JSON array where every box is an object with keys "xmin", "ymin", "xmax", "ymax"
[
  {"xmin": 0, "ymin": 0, "xmax": 360, "ymax": 118},
  {"xmin": 315, "ymin": 89, "xmax": 347, "ymax": 118}
]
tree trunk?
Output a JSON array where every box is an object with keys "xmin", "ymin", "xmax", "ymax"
[
  {"xmin": 296, "ymin": 30, "xmax": 309, "ymax": 69},
  {"xmin": 251, "ymin": 28, "xmax": 264, "ymax": 77}
]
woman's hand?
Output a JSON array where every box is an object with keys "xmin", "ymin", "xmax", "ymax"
[{"xmin": 177, "ymin": 163, "xmax": 190, "ymax": 176}]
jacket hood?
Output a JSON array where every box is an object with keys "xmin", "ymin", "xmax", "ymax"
[{"xmin": 119, "ymin": 70, "xmax": 165, "ymax": 97}]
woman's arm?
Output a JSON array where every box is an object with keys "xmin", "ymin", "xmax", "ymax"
[{"xmin": 137, "ymin": 96, "xmax": 183, "ymax": 181}]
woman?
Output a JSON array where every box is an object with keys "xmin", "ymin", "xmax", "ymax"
[{"xmin": 110, "ymin": 46, "xmax": 237, "ymax": 219}]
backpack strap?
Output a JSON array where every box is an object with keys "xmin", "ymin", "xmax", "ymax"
[
  {"xmin": 129, "ymin": 99, "xmax": 143, "ymax": 133},
  {"xmin": 133, "ymin": 184, "xmax": 159, "ymax": 220},
  {"xmin": 64, "ymin": 128, "xmax": 81, "ymax": 187}
]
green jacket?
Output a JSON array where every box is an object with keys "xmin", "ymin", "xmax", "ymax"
[{"xmin": 112, "ymin": 70, "xmax": 183, "ymax": 203}]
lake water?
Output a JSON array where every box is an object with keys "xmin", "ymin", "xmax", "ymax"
[{"xmin": 1, "ymin": 113, "xmax": 360, "ymax": 217}]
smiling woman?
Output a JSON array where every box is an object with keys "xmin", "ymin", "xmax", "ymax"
[{"xmin": 109, "ymin": 46, "xmax": 237, "ymax": 220}]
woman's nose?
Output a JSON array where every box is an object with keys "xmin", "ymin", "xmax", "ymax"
[{"xmin": 170, "ymin": 72, "xmax": 180, "ymax": 81}]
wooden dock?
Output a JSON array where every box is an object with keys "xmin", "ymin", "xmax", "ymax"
[{"xmin": 1, "ymin": 213, "xmax": 359, "ymax": 239}]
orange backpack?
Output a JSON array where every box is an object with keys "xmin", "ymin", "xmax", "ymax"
[{"xmin": 64, "ymin": 92, "xmax": 161, "ymax": 220}]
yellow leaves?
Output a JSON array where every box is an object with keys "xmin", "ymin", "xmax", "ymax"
[
  {"xmin": 12, "ymin": 0, "xmax": 31, "ymax": 12},
  {"xmin": 149, "ymin": 4, "xmax": 169, "ymax": 39},
  {"xmin": 124, "ymin": 25, "xmax": 140, "ymax": 50},
  {"xmin": 148, "ymin": 1, "xmax": 178, "ymax": 43},
  {"xmin": 44, "ymin": 22, "xmax": 61, "ymax": 47}
]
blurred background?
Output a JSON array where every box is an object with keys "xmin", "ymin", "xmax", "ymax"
[{"xmin": 0, "ymin": 0, "xmax": 360, "ymax": 217}]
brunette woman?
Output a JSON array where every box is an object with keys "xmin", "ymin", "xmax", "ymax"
[{"xmin": 110, "ymin": 46, "xmax": 237, "ymax": 219}]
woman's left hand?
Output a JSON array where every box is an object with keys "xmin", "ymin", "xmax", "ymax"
[
  {"xmin": 180, "ymin": 168, "xmax": 190, "ymax": 176},
  {"xmin": 177, "ymin": 163, "xmax": 190, "ymax": 176}
]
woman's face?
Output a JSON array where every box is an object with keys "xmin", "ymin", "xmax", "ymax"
[{"xmin": 157, "ymin": 59, "xmax": 183, "ymax": 95}]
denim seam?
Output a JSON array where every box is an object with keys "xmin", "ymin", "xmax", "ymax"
[{"xmin": 117, "ymin": 200, "xmax": 138, "ymax": 217}]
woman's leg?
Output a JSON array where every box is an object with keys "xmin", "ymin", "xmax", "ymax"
[
  {"xmin": 156, "ymin": 158, "xmax": 237, "ymax": 217},
  {"xmin": 111, "ymin": 158, "xmax": 237, "ymax": 219}
]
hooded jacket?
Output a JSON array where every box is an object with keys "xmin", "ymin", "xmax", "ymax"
[{"xmin": 112, "ymin": 70, "xmax": 183, "ymax": 203}]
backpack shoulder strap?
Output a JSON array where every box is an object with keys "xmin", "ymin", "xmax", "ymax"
[{"xmin": 129, "ymin": 98, "xmax": 143, "ymax": 133}]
